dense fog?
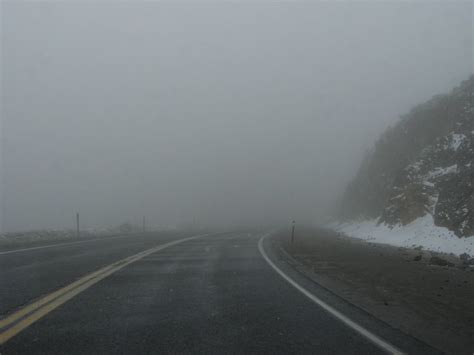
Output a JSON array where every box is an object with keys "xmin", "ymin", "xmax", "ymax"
[{"xmin": 1, "ymin": 1, "xmax": 472, "ymax": 232}]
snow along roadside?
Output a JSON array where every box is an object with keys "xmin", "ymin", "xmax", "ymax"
[{"xmin": 327, "ymin": 214, "xmax": 474, "ymax": 257}]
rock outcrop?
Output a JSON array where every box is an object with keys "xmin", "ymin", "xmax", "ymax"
[{"xmin": 341, "ymin": 76, "xmax": 473, "ymax": 237}]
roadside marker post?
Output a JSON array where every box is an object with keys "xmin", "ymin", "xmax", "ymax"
[
  {"xmin": 76, "ymin": 213, "xmax": 80, "ymax": 238},
  {"xmin": 291, "ymin": 220, "xmax": 296, "ymax": 243}
]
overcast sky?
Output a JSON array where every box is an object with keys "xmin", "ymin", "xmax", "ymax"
[{"xmin": 1, "ymin": 1, "xmax": 472, "ymax": 232}]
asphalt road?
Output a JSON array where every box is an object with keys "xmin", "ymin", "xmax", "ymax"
[{"xmin": 0, "ymin": 231, "xmax": 435, "ymax": 354}]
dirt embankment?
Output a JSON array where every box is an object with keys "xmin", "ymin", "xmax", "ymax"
[{"xmin": 277, "ymin": 227, "xmax": 474, "ymax": 354}]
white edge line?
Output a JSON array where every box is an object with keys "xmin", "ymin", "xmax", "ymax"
[
  {"xmin": 258, "ymin": 233, "xmax": 405, "ymax": 355},
  {"xmin": 0, "ymin": 233, "xmax": 168, "ymax": 256}
]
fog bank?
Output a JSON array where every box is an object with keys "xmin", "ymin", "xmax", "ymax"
[{"xmin": 1, "ymin": 1, "xmax": 472, "ymax": 232}]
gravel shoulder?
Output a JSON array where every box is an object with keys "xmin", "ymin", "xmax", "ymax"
[{"xmin": 275, "ymin": 227, "xmax": 474, "ymax": 354}]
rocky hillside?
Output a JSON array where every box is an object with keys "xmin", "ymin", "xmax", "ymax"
[{"xmin": 341, "ymin": 76, "xmax": 473, "ymax": 237}]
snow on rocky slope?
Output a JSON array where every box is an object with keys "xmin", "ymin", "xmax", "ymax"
[
  {"xmin": 329, "ymin": 215, "xmax": 473, "ymax": 256},
  {"xmin": 333, "ymin": 76, "xmax": 473, "ymax": 256}
]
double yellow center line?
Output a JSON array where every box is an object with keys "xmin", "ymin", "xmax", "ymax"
[{"xmin": 0, "ymin": 234, "xmax": 207, "ymax": 345}]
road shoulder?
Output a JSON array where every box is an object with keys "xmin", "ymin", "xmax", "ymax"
[{"xmin": 270, "ymin": 228, "xmax": 474, "ymax": 354}]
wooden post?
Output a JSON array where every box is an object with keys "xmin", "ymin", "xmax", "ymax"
[
  {"xmin": 291, "ymin": 220, "xmax": 295, "ymax": 243},
  {"xmin": 76, "ymin": 212, "xmax": 80, "ymax": 238}
]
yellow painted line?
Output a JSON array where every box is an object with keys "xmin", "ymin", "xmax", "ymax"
[
  {"xmin": 0, "ymin": 234, "xmax": 209, "ymax": 345},
  {"xmin": 0, "ymin": 262, "xmax": 117, "ymax": 329}
]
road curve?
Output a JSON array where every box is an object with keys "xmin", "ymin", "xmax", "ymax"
[{"xmin": 0, "ymin": 231, "xmax": 435, "ymax": 354}]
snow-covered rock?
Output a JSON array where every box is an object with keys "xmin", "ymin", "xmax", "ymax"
[{"xmin": 341, "ymin": 75, "xmax": 473, "ymax": 239}]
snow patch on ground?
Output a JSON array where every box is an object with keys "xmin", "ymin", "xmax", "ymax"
[
  {"xmin": 426, "ymin": 164, "xmax": 458, "ymax": 180},
  {"xmin": 450, "ymin": 133, "xmax": 466, "ymax": 151},
  {"xmin": 328, "ymin": 214, "xmax": 474, "ymax": 257}
]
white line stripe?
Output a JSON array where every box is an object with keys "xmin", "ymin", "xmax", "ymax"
[
  {"xmin": 0, "ymin": 234, "xmax": 144, "ymax": 256},
  {"xmin": 258, "ymin": 233, "xmax": 404, "ymax": 355}
]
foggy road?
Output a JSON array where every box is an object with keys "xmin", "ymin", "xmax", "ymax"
[
  {"xmin": 2, "ymin": 2, "xmax": 471, "ymax": 353},
  {"xmin": 0, "ymin": 232, "xmax": 438, "ymax": 354}
]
